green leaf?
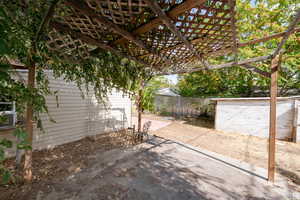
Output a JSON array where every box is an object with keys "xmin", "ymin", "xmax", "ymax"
[
  {"xmin": 17, "ymin": 143, "xmax": 32, "ymax": 150},
  {"xmin": 1, "ymin": 170, "xmax": 11, "ymax": 184},
  {"xmin": 0, "ymin": 138, "xmax": 12, "ymax": 148},
  {"xmin": 0, "ymin": 39, "xmax": 9, "ymax": 54},
  {"xmin": 13, "ymin": 128, "xmax": 28, "ymax": 140},
  {"xmin": 0, "ymin": 148, "xmax": 4, "ymax": 161}
]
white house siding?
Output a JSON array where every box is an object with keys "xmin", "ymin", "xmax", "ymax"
[
  {"xmin": 214, "ymin": 98, "xmax": 300, "ymax": 141},
  {"xmin": 12, "ymin": 70, "xmax": 132, "ymax": 150}
]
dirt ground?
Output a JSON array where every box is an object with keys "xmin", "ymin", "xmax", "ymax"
[
  {"xmin": 0, "ymin": 130, "xmax": 136, "ymax": 200},
  {"xmin": 141, "ymin": 114, "xmax": 300, "ymax": 187}
]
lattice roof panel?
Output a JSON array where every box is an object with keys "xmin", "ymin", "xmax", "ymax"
[
  {"xmin": 47, "ymin": 30, "xmax": 90, "ymax": 62},
  {"xmin": 47, "ymin": 0, "xmax": 238, "ymax": 73}
]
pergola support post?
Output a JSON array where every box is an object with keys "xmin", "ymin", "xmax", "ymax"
[
  {"xmin": 268, "ymin": 55, "xmax": 280, "ymax": 182},
  {"xmin": 24, "ymin": 61, "xmax": 36, "ymax": 182},
  {"xmin": 137, "ymin": 80, "xmax": 145, "ymax": 141}
]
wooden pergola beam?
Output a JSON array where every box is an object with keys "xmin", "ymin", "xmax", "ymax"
[
  {"xmin": 35, "ymin": 0, "xmax": 59, "ymax": 43},
  {"xmin": 241, "ymin": 64, "xmax": 270, "ymax": 78},
  {"xmin": 144, "ymin": 0, "xmax": 208, "ymax": 68},
  {"xmin": 113, "ymin": 0, "xmax": 204, "ymax": 46},
  {"xmin": 229, "ymin": 0, "xmax": 238, "ymax": 59},
  {"xmin": 65, "ymin": 0, "xmax": 172, "ymax": 66},
  {"xmin": 239, "ymin": 27, "xmax": 300, "ymax": 47},
  {"xmin": 272, "ymin": 9, "xmax": 300, "ymax": 58},
  {"xmin": 158, "ymin": 55, "xmax": 271, "ymax": 75},
  {"xmin": 50, "ymin": 21, "xmax": 149, "ymax": 66}
]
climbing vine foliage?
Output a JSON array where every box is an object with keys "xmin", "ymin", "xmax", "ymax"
[{"xmin": 0, "ymin": 0, "xmax": 150, "ymax": 184}]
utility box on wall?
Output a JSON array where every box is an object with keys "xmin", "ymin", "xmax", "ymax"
[{"xmin": 212, "ymin": 96, "xmax": 300, "ymax": 142}]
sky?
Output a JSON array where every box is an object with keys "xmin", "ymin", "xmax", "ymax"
[{"xmin": 165, "ymin": 74, "xmax": 178, "ymax": 85}]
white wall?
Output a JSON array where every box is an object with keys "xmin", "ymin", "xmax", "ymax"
[
  {"xmin": 215, "ymin": 98, "xmax": 299, "ymax": 140},
  {"xmin": 15, "ymin": 71, "xmax": 132, "ymax": 150}
]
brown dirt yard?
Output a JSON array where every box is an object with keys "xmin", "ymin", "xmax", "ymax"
[{"xmin": 140, "ymin": 114, "xmax": 300, "ymax": 187}]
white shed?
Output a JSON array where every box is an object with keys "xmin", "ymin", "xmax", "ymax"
[
  {"xmin": 0, "ymin": 70, "xmax": 133, "ymax": 154},
  {"xmin": 212, "ymin": 96, "xmax": 300, "ymax": 142}
]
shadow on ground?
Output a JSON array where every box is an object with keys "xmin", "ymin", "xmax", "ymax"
[
  {"xmin": 181, "ymin": 116, "xmax": 214, "ymax": 129},
  {"xmin": 10, "ymin": 137, "xmax": 297, "ymax": 200}
]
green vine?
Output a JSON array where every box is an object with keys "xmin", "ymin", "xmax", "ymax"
[{"xmin": 0, "ymin": 0, "xmax": 151, "ymax": 184}]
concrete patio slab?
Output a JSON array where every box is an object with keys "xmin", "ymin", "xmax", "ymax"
[{"xmin": 35, "ymin": 137, "xmax": 299, "ymax": 200}]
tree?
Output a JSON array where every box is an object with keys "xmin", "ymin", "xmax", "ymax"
[{"xmin": 177, "ymin": 0, "xmax": 300, "ymax": 98}]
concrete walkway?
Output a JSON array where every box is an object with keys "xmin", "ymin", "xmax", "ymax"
[
  {"xmin": 132, "ymin": 117, "xmax": 172, "ymax": 131},
  {"xmin": 36, "ymin": 137, "xmax": 298, "ymax": 200}
]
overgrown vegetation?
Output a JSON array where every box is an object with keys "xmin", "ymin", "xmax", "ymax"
[
  {"xmin": 177, "ymin": 0, "xmax": 300, "ymax": 97},
  {"xmin": 0, "ymin": 0, "xmax": 149, "ymax": 183}
]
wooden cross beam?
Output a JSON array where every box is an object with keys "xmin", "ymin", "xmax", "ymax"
[
  {"xmin": 229, "ymin": 0, "xmax": 238, "ymax": 59},
  {"xmin": 50, "ymin": 21, "xmax": 149, "ymax": 66},
  {"xmin": 35, "ymin": 0, "xmax": 59, "ymax": 43},
  {"xmin": 239, "ymin": 27, "xmax": 300, "ymax": 47},
  {"xmin": 157, "ymin": 55, "xmax": 271, "ymax": 75},
  {"xmin": 272, "ymin": 9, "xmax": 300, "ymax": 58},
  {"xmin": 65, "ymin": 0, "xmax": 173, "ymax": 66},
  {"xmin": 241, "ymin": 64, "xmax": 270, "ymax": 78},
  {"xmin": 144, "ymin": 0, "xmax": 209, "ymax": 68}
]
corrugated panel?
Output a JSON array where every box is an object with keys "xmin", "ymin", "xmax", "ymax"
[{"xmin": 14, "ymin": 71, "xmax": 132, "ymax": 150}]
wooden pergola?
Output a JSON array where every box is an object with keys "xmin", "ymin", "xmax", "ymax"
[{"xmin": 21, "ymin": 0, "xmax": 300, "ymax": 182}]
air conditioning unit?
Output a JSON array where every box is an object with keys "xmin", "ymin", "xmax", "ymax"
[{"xmin": 0, "ymin": 102, "xmax": 16, "ymax": 129}]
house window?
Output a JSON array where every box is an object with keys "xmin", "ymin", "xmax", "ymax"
[{"xmin": 0, "ymin": 101, "xmax": 16, "ymax": 129}]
